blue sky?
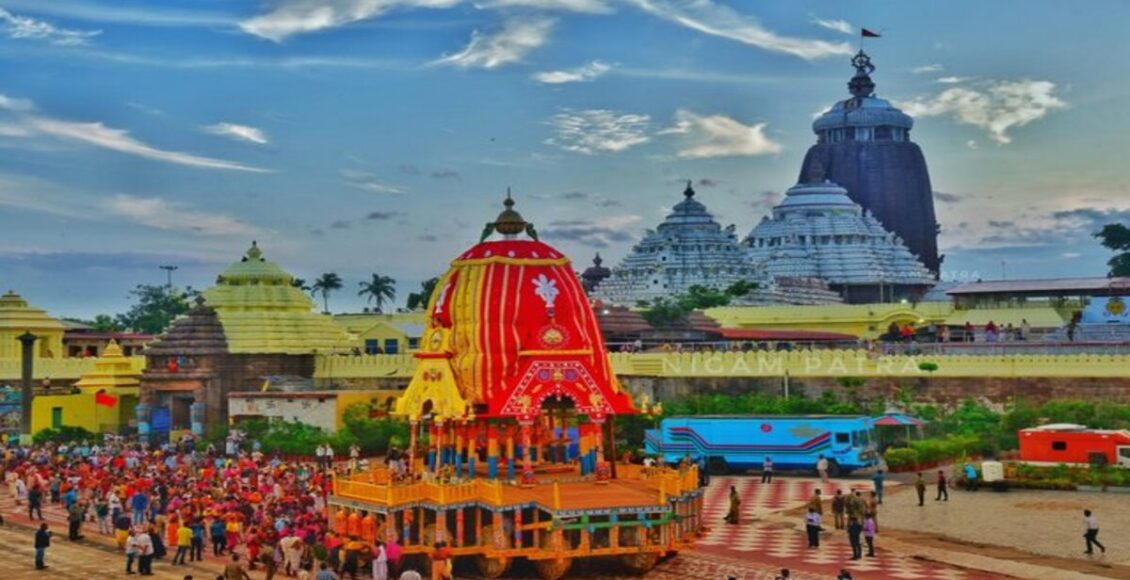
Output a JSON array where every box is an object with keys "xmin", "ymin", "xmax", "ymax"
[{"xmin": 1, "ymin": 0, "xmax": 1128, "ymax": 318}]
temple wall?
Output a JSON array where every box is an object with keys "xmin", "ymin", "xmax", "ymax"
[{"xmin": 621, "ymin": 375, "xmax": 1130, "ymax": 407}]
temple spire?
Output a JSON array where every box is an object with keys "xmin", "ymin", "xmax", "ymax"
[
  {"xmin": 848, "ymin": 50, "xmax": 876, "ymax": 98},
  {"xmin": 683, "ymin": 180, "xmax": 695, "ymax": 198}
]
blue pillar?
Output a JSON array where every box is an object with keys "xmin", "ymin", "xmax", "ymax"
[
  {"xmin": 487, "ymin": 457, "xmax": 498, "ymax": 479},
  {"xmin": 454, "ymin": 448, "xmax": 463, "ymax": 477},
  {"xmin": 136, "ymin": 403, "xmax": 150, "ymax": 437},
  {"xmin": 467, "ymin": 457, "xmax": 476, "ymax": 479},
  {"xmin": 189, "ymin": 402, "xmax": 204, "ymax": 436},
  {"xmin": 507, "ymin": 456, "xmax": 516, "ymax": 481},
  {"xmin": 428, "ymin": 449, "xmax": 437, "ymax": 472}
]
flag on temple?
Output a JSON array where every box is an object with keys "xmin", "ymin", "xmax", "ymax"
[
  {"xmin": 861, "ymin": 28, "xmax": 881, "ymax": 38},
  {"xmin": 94, "ymin": 392, "xmax": 118, "ymax": 408}
]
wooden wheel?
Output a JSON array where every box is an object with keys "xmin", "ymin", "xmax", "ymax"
[
  {"xmin": 534, "ymin": 557, "xmax": 572, "ymax": 580},
  {"xmin": 620, "ymin": 551, "xmax": 660, "ymax": 574},
  {"xmin": 475, "ymin": 524, "xmax": 512, "ymax": 579}
]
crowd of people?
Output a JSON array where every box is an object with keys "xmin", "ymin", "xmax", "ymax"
[{"xmin": 0, "ymin": 434, "xmax": 412, "ymax": 579}]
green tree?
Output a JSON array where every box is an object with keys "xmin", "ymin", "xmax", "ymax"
[
  {"xmin": 724, "ymin": 280, "xmax": 759, "ymax": 298},
  {"xmin": 640, "ymin": 297, "xmax": 690, "ymax": 328},
  {"xmin": 114, "ymin": 284, "xmax": 196, "ymax": 334},
  {"xmin": 678, "ymin": 285, "xmax": 732, "ymax": 310},
  {"xmin": 1095, "ymin": 223, "xmax": 1130, "ymax": 276},
  {"xmin": 406, "ymin": 277, "xmax": 440, "ymax": 311},
  {"xmin": 292, "ymin": 277, "xmax": 311, "ymax": 292},
  {"xmin": 358, "ymin": 273, "xmax": 397, "ymax": 313},
  {"xmin": 311, "ymin": 272, "xmax": 343, "ymax": 314}
]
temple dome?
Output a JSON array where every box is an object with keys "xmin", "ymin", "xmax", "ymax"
[
  {"xmin": 593, "ymin": 183, "xmax": 768, "ymax": 305},
  {"xmin": 202, "ymin": 242, "xmax": 352, "ymax": 354},
  {"xmin": 744, "ymin": 179, "xmax": 935, "ymax": 299},
  {"xmin": 396, "ymin": 194, "xmax": 635, "ymax": 421},
  {"xmin": 0, "ymin": 290, "xmax": 65, "ymax": 359},
  {"xmin": 580, "ymin": 253, "xmax": 611, "ymax": 292}
]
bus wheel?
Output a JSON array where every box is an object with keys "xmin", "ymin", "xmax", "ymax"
[
  {"xmin": 826, "ymin": 459, "xmax": 841, "ymax": 478},
  {"xmin": 707, "ymin": 457, "xmax": 729, "ymax": 475}
]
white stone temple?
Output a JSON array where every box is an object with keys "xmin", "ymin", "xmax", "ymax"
[
  {"xmin": 743, "ymin": 179, "xmax": 935, "ymax": 303},
  {"xmin": 592, "ymin": 183, "xmax": 842, "ymax": 306}
]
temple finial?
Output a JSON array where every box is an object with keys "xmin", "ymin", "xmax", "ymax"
[
  {"xmin": 848, "ymin": 50, "xmax": 876, "ymax": 98},
  {"xmin": 683, "ymin": 180, "xmax": 695, "ymax": 198}
]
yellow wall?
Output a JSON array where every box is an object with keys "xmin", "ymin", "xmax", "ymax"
[
  {"xmin": 705, "ymin": 302, "xmax": 954, "ymax": 339},
  {"xmin": 357, "ymin": 321, "xmax": 419, "ymax": 354},
  {"xmin": 315, "ymin": 351, "xmax": 1130, "ymax": 380},
  {"xmin": 0, "ymin": 356, "xmax": 146, "ymax": 383},
  {"xmin": 0, "ymin": 328, "xmax": 65, "ymax": 360},
  {"xmin": 30, "ymin": 390, "xmax": 138, "ymax": 434}
]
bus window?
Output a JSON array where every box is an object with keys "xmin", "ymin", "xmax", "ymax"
[
  {"xmin": 860, "ymin": 430, "xmax": 871, "ymax": 445},
  {"xmin": 835, "ymin": 433, "xmax": 850, "ymax": 444},
  {"xmin": 851, "ymin": 431, "xmax": 859, "ymax": 446}
]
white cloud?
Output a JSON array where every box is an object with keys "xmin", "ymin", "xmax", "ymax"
[
  {"xmin": 911, "ymin": 63, "xmax": 943, "ymax": 74},
  {"xmin": 106, "ymin": 194, "xmax": 257, "ymax": 236},
  {"xmin": 240, "ymin": 0, "xmax": 460, "ymax": 42},
  {"xmin": 202, "ymin": 122, "xmax": 270, "ymax": 145},
  {"xmin": 477, "ymin": 0, "xmax": 611, "ymax": 12},
  {"xmin": 628, "ymin": 0, "xmax": 852, "ymax": 60},
  {"xmin": 936, "ymin": 76, "xmax": 971, "ymax": 84},
  {"xmin": 0, "ymin": 7, "xmax": 101, "ymax": 46},
  {"xmin": 433, "ymin": 16, "xmax": 554, "ymax": 69},
  {"xmin": 0, "ymin": 92, "xmax": 266, "ymax": 171},
  {"xmin": 966, "ymin": 140, "xmax": 978, "ymax": 149},
  {"xmin": 533, "ymin": 60, "xmax": 611, "ymax": 84},
  {"xmin": 660, "ymin": 109, "xmax": 781, "ymax": 159},
  {"xmin": 341, "ymin": 169, "xmax": 407, "ymax": 194},
  {"xmin": 897, "ymin": 79, "xmax": 1066, "ymax": 144},
  {"xmin": 810, "ymin": 17, "xmax": 852, "ymax": 35},
  {"xmin": 545, "ymin": 109, "xmax": 651, "ymax": 154}
]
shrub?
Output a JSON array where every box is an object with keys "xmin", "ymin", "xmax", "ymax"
[
  {"xmin": 32, "ymin": 425, "xmax": 95, "ymax": 445},
  {"xmin": 883, "ymin": 447, "xmax": 920, "ymax": 469}
]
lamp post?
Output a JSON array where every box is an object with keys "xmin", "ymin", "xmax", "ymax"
[
  {"xmin": 159, "ymin": 265, "xmax": 179, "ymax": 288},
  {"xmin": 17, "ymin": 332, "xmax": 38, "ymax": 436}
]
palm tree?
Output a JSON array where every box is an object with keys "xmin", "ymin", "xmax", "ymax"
[
  {"xmin": 358, "ymin": 273, "xmax": 397, "ymax": 313},
  {"xmin": 311, "ymin": 272, "xmax": 343, "ymax": 314}
]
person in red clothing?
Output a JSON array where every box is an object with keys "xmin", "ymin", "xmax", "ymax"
[{"xmin": 935, "ymin": 470, "xmax": 948, "ymax": 501}]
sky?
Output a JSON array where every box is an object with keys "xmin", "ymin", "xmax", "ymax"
[{"xmin": 1, "ymin": 0, "xmax": 1129, "ymax": 318}]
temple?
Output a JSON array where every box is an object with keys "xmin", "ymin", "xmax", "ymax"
[
  {"xmin": 744, "ymin": 179, "xmax": 936, "ymax": 303},
  {"xmin": 591, "ymin": 183, "xmax": 766, "ymax": 304},
  {"xmin": 591, "ymin": 183, "xmax": 842, "ymax": 306},
  {"xmin": 798, "ymin": 50, "xmax": 941, "ymax": 275},
  {"xmin": 331, "ymin": 194, "xmax": 702, "ymax": 579},
  {"xmin": 138, "ymin": 242, "xmax": 352, "ymax": 438}
]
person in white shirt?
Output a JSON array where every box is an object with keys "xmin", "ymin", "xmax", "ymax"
[
  {"xmin": 372, "ymin": 540, "xmax": 388, "ymax": 580},
  {"xmin": 1084, "ymin": 509, "xmax": 1106, "ymax": 554},
  {"xmin": 315, "ymin": 444, "xmax": 327, "ymax": 470},
  {"xmin": 816, "ymin": 455, "xmax": 830, "ymax": 483},
  {"xmin": 805, "ymin": 508, "xmax": 822, "ymax": 548},
  {"xmin": 761, "ymin": 457, "xmax": 774, "ymax": 484},
  {"xmin": 125, "ymin": 529, "xmax": 141, "ymax": 575}
]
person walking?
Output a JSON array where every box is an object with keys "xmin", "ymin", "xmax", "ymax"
[
  {"xmin": 126, "ymin": 529, "xmax": 141, "ymax": 575},
  {"xmin": 863, "ymin": 513, "xmax": 877, "ymax": 557},
  {"xmin": 804, "ymin": 508, "xmax": 822, "ymax": 548},
  {"xmin": 831, "ymin": 490, "xmax": 846, "ymax": 530},
  {"xmin": 34, "ymin": 523, "xmax": 51, "ymax": 570},
  {"xmin": 846, "ymin": 516, "xmax": 863, "ymax": 560},
  {"xmin": 935, "ymin": 470, "xmax": 948, "ymax": 501},
  {"xmin": 1084, "ymin": 510, "xmax": 1106, "ymax": 555},
  {"xmin": 806, "ymin": 489, "xmax": 824, "ymax": 521},
  {"xmin": 173, "ymin": 520, "xmax": 192, "ymax": 565},
  {"xmin": 963, "ymin": 463, "xmax": 978, "ymax": 491},
  {"xmin": 190, "ymin": 518, "xmax": 205, "ymax": 562},
  {"xmin": 224, "ymin": 554, "xmax": 253, "ymax": 580},
  {"xmin": 816, "ymin": 455, "xmax": 829, "ymax": 482},
  {"xmin": 372, "ymin": 540, "xmax": 388, "ymax": 580},
  {"xmin": 724, "ymin": 485, "xmax": 741, "ymax": 525},
  {"xmin": 866, "ymin": 491, "xmax": 880, "ymax": 532},
  {"xmin": 28, "ymin": 484, "xmax": 44, "ymax": 521},
  {"xmin": 914, "ymin": 472, "xmax": 926, "ymax": 506},
  {"xmin": 761, "ymin": 457, "xmax": 774, "ymax": 484},
  {"xmin": 210, "ymin": 516, "xmax": 227, "ymax": 556},
  {"xmin": 135, "ymin": 526, "xmax": 154, "ymax": 576},
  {"xmin": 872, "ymin": 469, "xmax": 886, "ymax": 504},
  {"xmin": 68, "ymin": 499, "xmax": 86, "ymax": 540}
]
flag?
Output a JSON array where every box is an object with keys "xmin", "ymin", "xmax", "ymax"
[
  {"xmin": 95, "ymin": 391, "xmax": 118, "ymax": 408},
  {"xmin": 861, "ymin": 28, "xmax": 881, "ymax": 38}
]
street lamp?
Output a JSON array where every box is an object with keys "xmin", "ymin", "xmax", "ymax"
[
  {"xmin": 159, "ymin": 265, "xmax": 179, "ymax": 287},
  {"xmin": 17, "ymin": 332, "xmax": 37, "ymax": 436}
]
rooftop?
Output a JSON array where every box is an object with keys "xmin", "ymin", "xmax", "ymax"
[{"xmin": 947, "ymin": 277, "xmax": 1130, "ymax": 297}]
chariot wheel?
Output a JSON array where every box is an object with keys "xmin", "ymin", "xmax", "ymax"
[{"xmin": 475, "ymin": 524, "xmax": 512, "ymax": 578}]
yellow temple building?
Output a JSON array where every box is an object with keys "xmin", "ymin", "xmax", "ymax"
[
  {"xmin": 202, "ymin": 241, "xmax": 353, "ymax": 355},
  {"xmin": 0, "ymin": 290, "xmax": 64, "ymax": 359},
  {"xmin": 31, "ymin": 340, "xmax": 142, "ymax": 434}
]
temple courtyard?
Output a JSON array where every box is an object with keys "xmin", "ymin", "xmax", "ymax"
[{"xmin": 3, "ymin": 472, "xmax": 1125, "ymax": 579}]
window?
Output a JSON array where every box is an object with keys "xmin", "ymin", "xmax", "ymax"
[
  {"xmin": 407, "ymin": 337, "xmax": 420, "ymax": 350},
  {"xmin": 1119, "ymin": 448, "xmax": 1130, "ymax": 459},
  {"xmin": 851, "ymin": 432, "xmax": 859, "ymax": 446},
  {"xmin": 364, "ymin": 339, "xmax": 380, "ymax": 355},
  {"xmin": 835, "ymin": 433, "xmax": 850, "ymax": 444},
  {"xmin": 383, "ymin": 338, "xmax": 399, "ymax": 355},
  {"xmin": 1052, "ymin": 441, "xmax": 1067, "ymax": 451}
]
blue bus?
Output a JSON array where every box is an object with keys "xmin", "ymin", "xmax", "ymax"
[{"xmin": 645, "ymin": 415, "xmax": 879, "ymax": 476}]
